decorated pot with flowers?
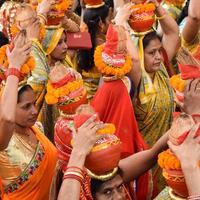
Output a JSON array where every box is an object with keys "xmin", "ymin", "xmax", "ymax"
[
  {"xmin": 73, "ymin": 105, "xmax": 121, "ymax": 176},
  {"xmin": 129, "ymin": 3, "xmax": 156, "ymax": 33},
  {"xmin": 94, "ymin": 24, "xmax": 132, "ymax": 78},
  {"xmin": 158, "ymin": 114, "xmax": 200, "ymax": 198},
  {"xmin": 159, "ymin": 150, "xmax": 188, "ymax": 197},
  {"xmin": 37, "ymin": 0, "xmax": 72, "ymax": 26},
  {"xmin": 45, "ymin": 62, "xmax": 87, "ymax": 114}
]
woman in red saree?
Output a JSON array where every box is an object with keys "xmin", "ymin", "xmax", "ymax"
[
  {"xmin": 90, "ymin": 17, "xmax": 154, "ymax": 198},
  {"xmin": 91, "ymin": 80, "xmax": 152, "ymax": 200}
]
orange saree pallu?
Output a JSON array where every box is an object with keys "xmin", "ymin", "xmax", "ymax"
[
  {"xmin": 91, "ymin": 79, "xmax": 153, "ymax": 200},
  {"xmin": 0, "ymin": 126, "xmax": 57, "ymax": 200}
]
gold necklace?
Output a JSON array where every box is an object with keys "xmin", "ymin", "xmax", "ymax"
[{"xmin": 14, "ymin": 129, "xmax": 38, "ymax": 151}]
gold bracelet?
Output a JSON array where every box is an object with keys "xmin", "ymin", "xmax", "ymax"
[
  {"xmin": 37, "ymin": 13, "xmax": 47, "ymax": 25},
  {"xmin": 86, "ymin": 167, "xmax": 118, "ymax": 181},
  {"xmin": 168, "ymin": 188, "xmax": 186, "ymax": 200},
  {"xmin": 85, "ymin": 2, "xmax": 105, "ymax": 9}
]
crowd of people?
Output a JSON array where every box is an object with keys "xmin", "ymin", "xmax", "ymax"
[{"xmin": 0, "ymin": 0, "xmax": 200, "ymax": 199}]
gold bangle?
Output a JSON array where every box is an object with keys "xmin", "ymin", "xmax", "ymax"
[
  {"xmin": 37, "ymin": 13, "xmax": 47, "ymax": 24},
  {"xmin": 86, "ymin": 167, "xmax": 118, "ymax": 181},
  {"xmin": 168, "ymin": 188, "xmax": 186, "ymax": 200},
  {"xmin": 85, "ymin": 2, "xmax": 105, "ymax": 9}
]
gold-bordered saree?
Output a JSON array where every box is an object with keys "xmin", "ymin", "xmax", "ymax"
[
  {"xmin": 0, "ymin": 125, "xmax": 58, "ymax": 200},
  {"xmin": 135, "ymin": 64, "xmax": 174, "ymax": 147}
]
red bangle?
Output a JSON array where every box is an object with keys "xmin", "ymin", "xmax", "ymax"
[
  {"xmin": 5, "ymin": 68, "xmax": 21, "ymax": 79},
  {"xmin": 62, "ymin": 174, "xmax": 83, "ymax": 184}
]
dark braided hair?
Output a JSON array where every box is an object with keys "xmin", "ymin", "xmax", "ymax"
[{"xmin": 77, "ymin": 5, "xmax": 109, "ymax": 71}]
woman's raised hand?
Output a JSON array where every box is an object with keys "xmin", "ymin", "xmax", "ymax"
[
  {"xmin": 6, "ymin": 31, "xmax": 32, "ymax": 70},
  {"xmin": 114, "ymin": 3, "xmax": 132, "ymax": 26},
  {"xmin": 168, "ymin": 123, "xmax": 200, "ymax": 168},
  {"xmin": 72, "ymin": 115, "xmax": 105, "ymax": 156},
  {"xmin": 37, "ymin": 0, "xmax": 56, "ymax": 15},
  {"xmin": 183, "ymin": 79, "xmax": 200, "ymax": 115},
  {"xmin": 26, "ymin": 18, "xmax": 40, "ymax": 40}
]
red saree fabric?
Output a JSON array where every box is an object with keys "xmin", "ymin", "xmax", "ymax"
[
  {"xmin": 91, "ymin": 79, "xmax": 152, "ymax": 200},
  {"xmin": 179, "ymin": 64, "xmax": 200, "ymax": 80},
  {"xmin": 91, "ymin": 79, "xmax": 147, "ymax": 158}
]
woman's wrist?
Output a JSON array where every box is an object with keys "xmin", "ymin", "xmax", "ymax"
[
  {"xmin": 181, "ymin": 162, "xmax": 200, "ymax": 195},
  {"xmin": 5, "ymin": 67, "xmax": 21, "ymax": 79},
  {"xmin": 37, "ymin": 13, "xmax": 47, "ymax": 25},
  {"xmin": 155, "ymin": 4, "xmax": 166, "ymax": 17},
  {"xmin": 68, "ymin": 148, "xmax": 87, "ymax": 168}
]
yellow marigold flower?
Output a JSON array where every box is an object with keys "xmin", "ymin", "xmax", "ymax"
[{"xmin": 45, "ymin": 94, "xmax": 58, "ymax": 104}]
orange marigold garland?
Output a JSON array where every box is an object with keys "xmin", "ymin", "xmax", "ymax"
[
  {"xmin": 158, "ymin": 149, "xmax": 200, "ymax": 170},
  {"xmin": 169, "ymin": 74, "xmax": 186, "ymax": 93},
  {"xmin": 131, "ymin": 3, "xmax": 156, "ymax": 14},
  {"xmin": 10, "ymin": 24, "xmax": 46, "ymax": 42},
  {"xmin": 0, "ymin": 44, "xmax": 35, "ymax": 77},
  {"xmin": 94, "ymin": 44, "xmax": 132, "ymax": 77},
  {"xmin": 54, "ymin": 0, "xmax": 72, "ymax": 14},
  {"xmin": 158, "ymin": 150, "xmax": 181, "ymax": 170},
  {"xmin": 45, "ymin": 79, "xmax": 84, "ymax": 105},
  {"xmin": 97, "ymin": 123, "xmax": 116, "ymax": 135}
]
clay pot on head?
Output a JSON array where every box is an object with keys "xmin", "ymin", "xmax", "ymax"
[
  {"xmin": 85, "ymin": 135, "xmax": 121, "ymax": 175},
  {"xmin": 73, "ymin": 111, "xmax": 121, "ymax": 175},
  {"xmin": 47, "ymin": 15, "xmax": 64, "ymax": 26},
  {"xmin": 128, "ymin": 3, "xmax": 156, "ymax": 33},
  {"xmin": 163, "ymin": 169, "xmax": 188, "ymax": 198}
]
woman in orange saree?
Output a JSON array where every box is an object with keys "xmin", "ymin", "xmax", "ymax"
[{"xmin": 0, "ymin": 32, "xmax": 57, "ymax": 200}]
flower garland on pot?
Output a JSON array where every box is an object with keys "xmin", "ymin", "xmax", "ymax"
[
  {"xmin": 158, "ymin": 114, "xmax": 200, "ymax": 198},
  {"xmin": 94, "ymin": 45, "xmax": 132, "ymax": 77},
  {"xmin": 45, "ymin": 62, "xmax": 87, "ymax": 114},
  {"xmin": 128, "ymin": 3, "xmax": 156, "ymax": 33},
  {"xmin": 94, "ymin": 24, "xmax": 132, "ymax": 78}
]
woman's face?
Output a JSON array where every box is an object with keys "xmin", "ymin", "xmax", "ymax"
[
  {"xmin": 144, "ymin": 38, "xmax": 163, "ymax": 73},
  {"xmin": 95, "ymin": 175, "xmax": 126, "ymax": 200},
  {"xmin": 15, "ymin": 88, "xmax": 38, "ymax": 127},
  {"xmin": 50, "ymin": 32, "xmax": 68, "ymax": 61}
]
